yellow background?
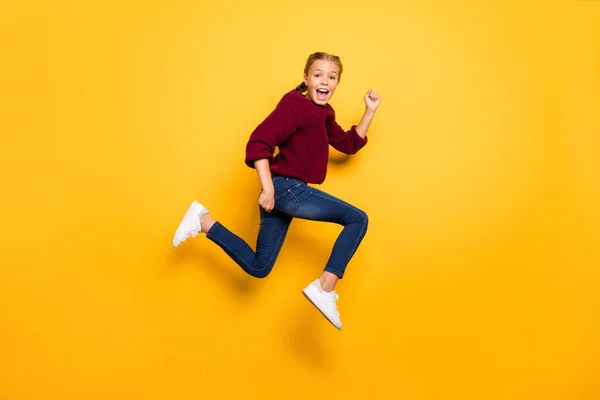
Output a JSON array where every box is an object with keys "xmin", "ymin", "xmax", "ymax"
[{"xmin": 1, "ymin": 0, "xmax": 599, "ymax": 398}]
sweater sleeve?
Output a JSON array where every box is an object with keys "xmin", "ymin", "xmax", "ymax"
[
  {"xmin": 326, "ymin": 109, "xmax": 368, "ymax": 155},
  {"xmin": 245, "ymin": 92, "xmax": 300, "ymax": 168}
]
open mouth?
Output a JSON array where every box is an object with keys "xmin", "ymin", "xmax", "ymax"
[{"xmin": 316, "ymin": 88, "xmax": 329, "ymax": 101}]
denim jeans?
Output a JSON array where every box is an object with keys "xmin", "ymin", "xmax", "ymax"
[{"xmin": 205, "ymin": 175, "xmax": 368, "ymax": 279}]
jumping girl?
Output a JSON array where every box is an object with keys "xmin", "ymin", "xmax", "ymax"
[{"xmin": 172, "ymin": 52, "xmax": 380, "ymax": 329}]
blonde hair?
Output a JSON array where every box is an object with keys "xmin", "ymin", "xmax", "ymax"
[{"xmin": 295, "ymin": 52, "xmax": 343, "ymax": 92}]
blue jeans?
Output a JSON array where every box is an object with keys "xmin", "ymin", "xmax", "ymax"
[{"xmin": 205, "ymin": 175, "xmax": 368, "ymax": 279}]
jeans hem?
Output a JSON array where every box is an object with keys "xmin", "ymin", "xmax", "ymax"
[{"xmin": 324, "ymin": 267, "xmax": 345, "ymax": 279}]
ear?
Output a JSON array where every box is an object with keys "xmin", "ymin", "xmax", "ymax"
[{"xmin": 303, "ymin": 73, "xmax": 307, "ymax": 86}]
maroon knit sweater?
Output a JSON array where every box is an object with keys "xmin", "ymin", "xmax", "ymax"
[{"xmin": 245, "ymin": 90, "xmax": 368, "ymax": 184}]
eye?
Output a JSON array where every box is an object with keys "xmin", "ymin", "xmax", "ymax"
[
  {"xmin": 330, "ymin": 76, "xmax": 336, "ymax": 80},
  {"xmin": 315, "ymin": 74, "xmax": 321, "ymax": 77}
]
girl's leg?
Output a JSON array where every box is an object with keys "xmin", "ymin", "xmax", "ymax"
[
  {"xmin": 289, "ymin": 183, "xmax": 369, "ymax": 285},
  {"xmin": 318, "ymin": 271, "xmax": 340, "ymax": 292},
  {"xmin": 272, "ymin": 177, "xmax": 368, "ymax": 330},
  {"xmin": 172, "ymin": 200, "xmax": 292, "ymax": 278},
  {"xmin": 203, "ymin": 206, "xmax": 292, "ymax": 278}
]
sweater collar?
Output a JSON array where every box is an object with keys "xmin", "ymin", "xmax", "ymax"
[{"xmin": 292, "ymin": 89, "xmax": 330, "ymax": 110}]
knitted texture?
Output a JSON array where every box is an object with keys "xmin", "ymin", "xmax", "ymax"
[{"xmin": 245, "ymin": 90, "xmax": 368, "ymax": 184}]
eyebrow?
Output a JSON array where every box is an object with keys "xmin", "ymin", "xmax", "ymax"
[{"xmin": 313, "ymin": 69, "xmax": 338, "ymax": 74}]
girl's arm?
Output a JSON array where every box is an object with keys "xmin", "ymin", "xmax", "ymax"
[
  {"xmin": 254, "ymin": 158, "xmax": 273, "ymax": 194},
  {"xmin": 254, "ymin": 158, "xmax": 275, "ymax": 212},
  {"xmin": 355, "ymin": 89, "xmax": 380, "ymax": 139},
  {"xmin": 326, "ymin": 89, "xmax": 380, "ymax": 154},
  {"xmin": 355, "ymin": 108, "xmax": 376, "ymax": 139}
]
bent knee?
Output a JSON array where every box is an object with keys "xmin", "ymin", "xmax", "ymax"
[
  {"xmin": 359, "ymin": 209, "xmax": 369, "ymax": 224},
  {"xmin": 250, "ymin": 262, "xmax": 274, "ymax": 279},
  {"xmin": 354, "ymin": 209, "xmax": 369, "ymax": 228}
]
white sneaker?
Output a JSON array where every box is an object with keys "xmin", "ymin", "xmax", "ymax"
[
  {"xmin": 172, "ymin": 200, "xmax": 209, "ymax": 248},
  {"xmin": 302, "ymin": 279, "xmax": 342, "ymax": 330}
]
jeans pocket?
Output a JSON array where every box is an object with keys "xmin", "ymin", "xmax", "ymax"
[
  {"xmin": 271, "ymin": 176, "xmax": 285, "ymax": 188},
  {"xmin": 274, "ymin": 187, "xmax": 299, "ymax": 214},
  {"xmin": 291, "ymin": 181, "xmax": 308, "ymax": 198},
  {"xmin": 274, "ymin": 178, "xmax": 295, "ymax": 197}
]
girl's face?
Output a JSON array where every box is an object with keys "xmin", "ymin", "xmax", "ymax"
[{"xmin": 303, "ymin": 59, "xmax": 340, "ymax": 106}]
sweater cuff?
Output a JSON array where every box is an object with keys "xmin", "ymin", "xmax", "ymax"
[
  {"xmin": 350, "ymin": 125, "xmax": 368, "ymax": 146},
  {"xmin": 245, "ymin": 149, "xmax": 274, "ymax": 168}
]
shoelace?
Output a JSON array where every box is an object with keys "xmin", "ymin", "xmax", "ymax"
[
  {"xmin": 185, "ymin": 229, "xmax": 199, "ymax": 238},
  {"xmin": 187, "ymin": 217, "xmax": 202, "ymax": 238}
]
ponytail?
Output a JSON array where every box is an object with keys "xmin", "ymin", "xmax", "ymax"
[{"xmin": 295, "ymin": 82, "xmax": 308, "ymax": 93}]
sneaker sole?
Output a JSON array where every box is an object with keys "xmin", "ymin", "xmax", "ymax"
[{"xmin": 302, "ymin": 286, "xmax": 342, "ymax": 330}]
